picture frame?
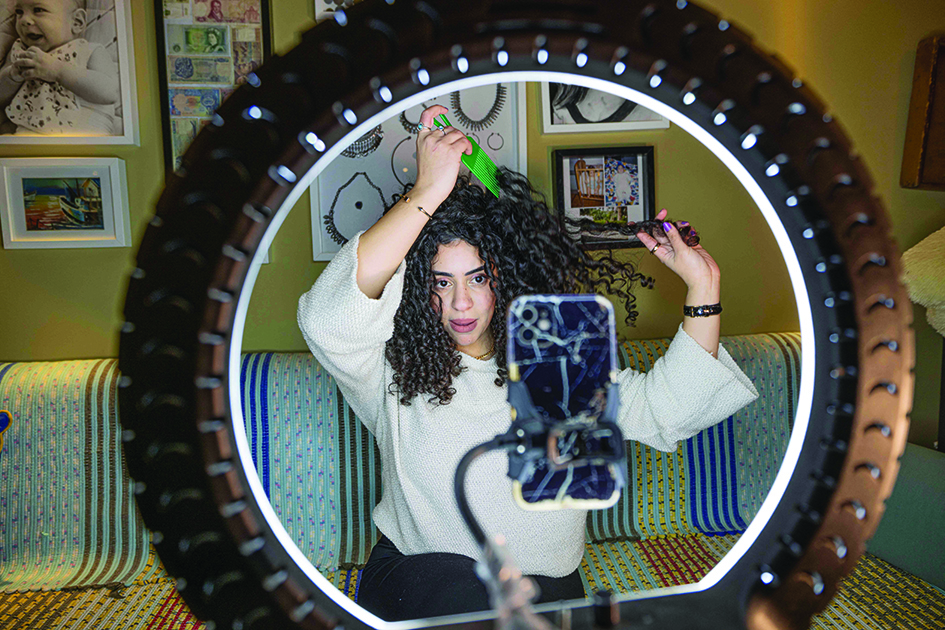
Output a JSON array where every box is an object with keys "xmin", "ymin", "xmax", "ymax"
[
  {"xmin": 309, "ymin": 82, "xmax": 529, "ymax": 261},
  {"xmin": 900, "ymin": 34, "xmax": 945, "ymax": 190},
  {"xmin": 0, "ymin": 157, "xmax": 130, "ymax": 249},
  {"xmin": 541, "ymin": 82, "xmax": 669, "ymax": 134},
  {"xmin": 314, "ymin": 0, "xmax": 358, "ymax": 22},
  {"xmin": 552, "ymin": 146, "xmax": 655, "ymax": 250},
  {"xmin": 154, "ymin": 0, "xmax": 273, "ymax": 173},
  {"xmin": 0, "ymin": 0, "xmax": 139, "ymax": 145}
]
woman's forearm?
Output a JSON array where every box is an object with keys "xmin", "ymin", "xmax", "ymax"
[
  {"xmin": 355, "ymin": 185, "xmax": 444, "ymax": 299},
  {"xmin": 681, "ymin": 279, "xmax": 721, "ymax": 358}
]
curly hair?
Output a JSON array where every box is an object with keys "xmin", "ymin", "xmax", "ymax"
[{"xmin": 384, "ymin": 169, "xmax": 652, "ymax": 406}]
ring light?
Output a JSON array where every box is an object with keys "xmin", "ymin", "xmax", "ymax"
[{"xmin": 119, "ymin": 2, "xmax": 913, "ymax": 629}]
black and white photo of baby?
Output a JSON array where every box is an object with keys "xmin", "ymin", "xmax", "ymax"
[{"xmin": 0, "ymin": 0, "xmax": 123, "ymax": 136}]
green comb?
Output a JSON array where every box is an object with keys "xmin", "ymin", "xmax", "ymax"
[{"xmin": 435, "ymin": 114, "xmax": 500, "ymax": 198}]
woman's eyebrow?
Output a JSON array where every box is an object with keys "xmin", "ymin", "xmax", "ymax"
[{"xmin": 431, "ymin": 266, "xmax": 486, "ymax": 277}]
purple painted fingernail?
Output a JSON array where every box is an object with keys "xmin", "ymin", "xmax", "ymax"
[
  {"xmin": 679, "ymin": 221, "xmax": 690, "ymax": 226},
  {"xmin": 663, "ymin": 221, "xmax": 673, "ymax": 232}
]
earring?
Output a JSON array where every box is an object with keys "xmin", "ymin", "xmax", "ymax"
[{"xmin": 486, "ymin": 132, "xmax": 504, "ymax": 151}]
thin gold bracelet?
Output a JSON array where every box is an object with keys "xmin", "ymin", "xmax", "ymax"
[{"xmin": 400, "ymin": 194, "xmax": 434, "ymax": 219}]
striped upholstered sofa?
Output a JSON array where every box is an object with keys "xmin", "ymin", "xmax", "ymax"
[{"xmin": 1, "ymin": 333, "xmax": 943, "ymax": 629}]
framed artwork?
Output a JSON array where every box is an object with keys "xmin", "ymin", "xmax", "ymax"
[
  {"xmin": 309, "ymin": 82, "xmax": 529, "ymax": 261},
  {"xmin": 900, "ymin": 34, "xmax": 945, "ymax": 190},
  {"xmin": 0, "ymin": 0, "xmax": 139, "ymax": 144},
  {"xmin": 314, "ymin": 0, "xmax": 358, "ymax": 22},
  {"xmin": 0, "ymin": 157, "xmax": 130, "ymax": 249},
  {"xmin": 541, "ymin": 82, "xmax": 669, "ymax": 134},
  {"xmin": 552, "ymin": 146, "xmax": 655, "ymax": 250},
  {"xmin": 155, "ymin": 0, "xmax": 272, "ymax": 172}
]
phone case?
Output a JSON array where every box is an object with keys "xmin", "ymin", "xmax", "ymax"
[{"xmin": 506, "ymin": 294, "xmax": 627, "ymax": 510}]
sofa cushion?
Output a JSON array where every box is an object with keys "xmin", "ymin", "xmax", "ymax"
[
  {"xmin": 240, "ymin": 332, "xmax": 801, "ymax": 571},
  {"xmin": 866, "ymin": 442, "xmax": 945, "ymax": 590},
  {"xmin": 0, "ymin": 360, "xmax": 152, "ymax": 592},
  {"xmin": 585, "ymin": 333, "xmax": 801, "ymax": 541},
  {"xmin": 239, "ymin": 353, "xmax": 381, "ymax": 571}
]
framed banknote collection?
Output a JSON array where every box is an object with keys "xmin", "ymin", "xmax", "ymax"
[{"xmin": 155, "ymin": 1, "xmax": 272, "ymax": 172}]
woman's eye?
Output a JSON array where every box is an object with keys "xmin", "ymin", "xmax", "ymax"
[
  {"xmin": 470, "ymin": 274, "xmax": 487, "ymax": 285},
  {"xmin": 434, "ymin": 279, "xmax": 450, "ymax": 290}
]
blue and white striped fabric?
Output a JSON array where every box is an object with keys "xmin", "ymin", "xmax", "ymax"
[
  {"xmin": 586, "ymin": 332, "xmax": 802, "ymax": 541},
  {"xmin": 0, "ymin": 360, "xmax": 152, "ymax": 592},
  {"xmin": 238, "ymin": 353, "xmax": 381, "ymax": 572},
  {"xmin": 241, "ymin": 332, "xmax": 801, "ymax": 568}
]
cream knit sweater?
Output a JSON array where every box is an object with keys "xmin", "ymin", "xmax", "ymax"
[{"xmin": 297, "ymin": 233, "xmax": 759, "ymax": 577}]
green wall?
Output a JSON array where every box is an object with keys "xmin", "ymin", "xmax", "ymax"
[{"xmin": 0, "ymin": 0, "xmax": 942, "ymax": 448}]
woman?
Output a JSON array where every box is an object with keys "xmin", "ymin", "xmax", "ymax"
[{"xmin": 298, "ymin": 105, "xmax": 757, "ymax": 620}]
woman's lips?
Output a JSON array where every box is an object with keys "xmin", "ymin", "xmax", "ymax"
[{"xmin": 449, "ymin": 319, "xmax": 477, "ymax": 333}]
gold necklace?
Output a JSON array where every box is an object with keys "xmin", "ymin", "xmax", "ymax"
[{"xmin": 473, "ymin": 347, "xmax": 496, "ymax": 361}]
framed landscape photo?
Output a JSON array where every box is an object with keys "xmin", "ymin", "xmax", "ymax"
[
  {"xmin": 0, "ymin": 0, "xmax": 139, "ymax": 144},
  {"xmin": 541, "ymin": 82, "xmax": 669, "ymax": 134},
  {"xmin": 0, "ymin": 157, "xmax": 130, "ymax": 249},
  {"xmin": 155, "ymin": 0, "xmax": 272, "ymax": 172},
  {"xmin": 552, "ymin": 146, "xmax": 655, "ymax": 250}
]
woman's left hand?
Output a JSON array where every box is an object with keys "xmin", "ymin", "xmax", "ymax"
[{"xmin": 635, "ymin": 208, "xmax": 720, "ymax": 296}]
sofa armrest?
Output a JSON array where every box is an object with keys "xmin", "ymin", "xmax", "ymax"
[
  {"xmin": 866, "ymin": 442, "xmax": 945, "ymax": 590},
  {"xmin": 0, "ymin": 360, "xmax": 153, "ymax": 592}
]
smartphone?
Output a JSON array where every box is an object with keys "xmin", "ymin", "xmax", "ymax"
[{"xmin": 506, "ymin": 294, "xmax": 627, "ymax": 510}]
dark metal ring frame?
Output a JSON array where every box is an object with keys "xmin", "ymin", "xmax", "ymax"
[{"xmin": 118, "ymin": 1, "xmax": 913, "ymax": 629}]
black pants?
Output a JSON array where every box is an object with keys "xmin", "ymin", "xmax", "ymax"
[{"xmin": 356, "ymin": 535, "xmax": 586, "ymax": 621}]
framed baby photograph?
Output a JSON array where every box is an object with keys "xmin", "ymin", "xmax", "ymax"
[
  {"xmin": 552, "ymin": 146, "xmax": 655, "ymax": 250},
  {"xmin": 0, "ymin": 157, "xmax": 130, "ymax": 249},
  {"xmin": 155, "ymin": 0, "xmax": 273, "ymax": 173},
  {"xmin": 541, "ymin": 82, "xmax": 669, "ymax": 134},
  {"xmin": 0, "ymin": 0, "xmax": 139, "ymax": 144}
]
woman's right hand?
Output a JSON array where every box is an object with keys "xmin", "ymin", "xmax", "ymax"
[{"xmin": 411, "ymin": 105, "xmax": 472, "ymax": 207}]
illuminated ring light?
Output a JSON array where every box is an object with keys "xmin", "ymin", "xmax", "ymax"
[{"xmin": 118, "ymin": 1, "xmax": 913, "ymax": 629}]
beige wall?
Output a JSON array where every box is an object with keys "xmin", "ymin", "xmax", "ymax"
[{"xmin": 0, "ymin": 0, "xmax": 941, "ymax": 447}]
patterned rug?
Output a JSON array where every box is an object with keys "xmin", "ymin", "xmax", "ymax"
[{"xmin": 2, "ymin": 548, "xmax": 941, "ymax": 629}]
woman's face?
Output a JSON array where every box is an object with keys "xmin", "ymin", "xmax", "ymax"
[{"xmin": 431, "ymin": 240, "xmax": 496, "ymax": 357}]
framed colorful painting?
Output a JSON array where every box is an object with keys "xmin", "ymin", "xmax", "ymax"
[
  {"xmin": 0, "ymin": 0, "xmax": 139, "ymax": 145},
  {"xmin": 0, "ymin": 157, "xmax": 130, "ymax": 249},
  {"xmin": 155, "ymin": 0, "xmax": 272, "ymax": 172},
  {"xmin": 552, "ymin": 146, "xmax": 655, "ymax": 250}
]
